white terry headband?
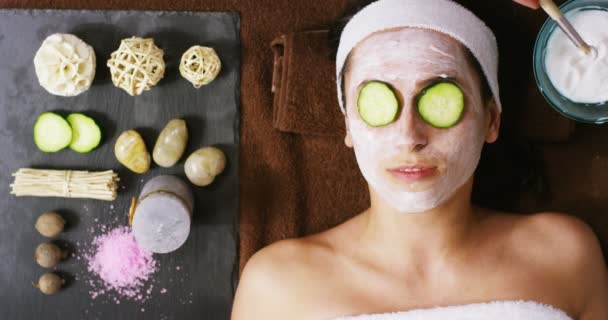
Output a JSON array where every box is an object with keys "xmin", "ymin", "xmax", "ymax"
[{"xmin": 336, "ymin": 0, "xmax": 501, "ymax": 114}]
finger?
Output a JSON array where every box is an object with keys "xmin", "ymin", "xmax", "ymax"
[{"xmin": 513, "ymin": 0, "xmax": 540, "ymax": 9}]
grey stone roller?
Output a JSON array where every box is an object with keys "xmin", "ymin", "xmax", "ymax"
[{"xmin": 132, "ymin": 175, "xmax": 194, "ymax": 254}]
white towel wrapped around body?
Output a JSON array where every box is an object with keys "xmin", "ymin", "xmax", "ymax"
[{"xmin": 334, "ymin": 300, "xmax": 573, "ymax": 320}]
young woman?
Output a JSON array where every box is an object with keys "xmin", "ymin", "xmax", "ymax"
[{"xmin": 232, "ymin": 0, "xmax": 608, "ymax": 319}]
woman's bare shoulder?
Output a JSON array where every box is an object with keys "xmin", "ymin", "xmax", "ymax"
[
  {"xmin": 486, "ymin": 211, "xmax": 601, "ymax": 264},
  {"xmin": 493, "ymin": 211, "xmax": 607, "ymax": 316},
  {"xmin": 508, "ymin": 211, "xmax": 600, "ymax": 256},
  {"xmin": 232, "ymin": 225, "xmax": 352, "ymax": 320},
  {"xmin": 232, "ymin": 212, "xmax": 369, "ymax": 319},
  {"xmin": 483, "ymin": 210, "xmax": 596, "ymax": 246},
  {"xmin": 247, "ymin": 236, "xmax": 334, "ymax": 271},
  {"xmin": 244, "ymin": 218, "xmax": 359, "ymax": 273}
]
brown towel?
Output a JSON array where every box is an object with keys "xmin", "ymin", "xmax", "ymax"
[{"xmin": 271, "ymin": 30, "xmax": 345, "ymax": 136}]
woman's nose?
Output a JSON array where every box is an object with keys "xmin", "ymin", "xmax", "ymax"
[{"xmin": 394, "ymin": 108, "xmax": 428, "ymax": 152}]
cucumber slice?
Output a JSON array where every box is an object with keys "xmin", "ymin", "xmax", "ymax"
[
  {"xmin": 33, "ymin": 112, "xmax": 73, "ymax": 152},
  {"xmin": 67, "ymin": 113, "xmax": 101, "ymax": 153},
  {"xmin": 417, "ymin": 82, "xmax": 464, "ymax": 128},
  {"xmin": 357, "ymin": 81, "xmax": 399, "ymax": 127}
]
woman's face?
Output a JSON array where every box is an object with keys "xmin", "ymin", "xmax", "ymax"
[{"xmin": 343, "ymin": 27, "xmax": 500, "ymax": 213}]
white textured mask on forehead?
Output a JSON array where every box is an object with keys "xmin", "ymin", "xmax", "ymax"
[{"xmin": 336, "ymin": 0, "xmax": 501, "ymax": 114}]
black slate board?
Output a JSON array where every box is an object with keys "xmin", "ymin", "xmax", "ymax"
[{"xmin": 0, "ymin": 9, "xmax": 240, "ymax": 320}]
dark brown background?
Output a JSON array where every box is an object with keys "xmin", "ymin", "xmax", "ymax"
[{"xmin": 1, "ymin": 0, "xmax": 607, "ymax": 319}]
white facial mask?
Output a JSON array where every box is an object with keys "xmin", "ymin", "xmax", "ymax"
[{"xmin": 345, "ymin": 28, "xmax": 487, "ymax": 213}]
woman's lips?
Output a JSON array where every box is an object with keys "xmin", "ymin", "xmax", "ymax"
[{"xmin": 387, "ymin": 166, "xmax": 438, "ymax": 181}]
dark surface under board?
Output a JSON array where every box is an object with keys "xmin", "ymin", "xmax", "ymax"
[{"xmin": 0, "ymin": 9, "xmax": 240, "ymax": 320}]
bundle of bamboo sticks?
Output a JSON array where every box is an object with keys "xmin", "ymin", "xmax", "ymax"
[{"xmin": 10, "ymin": 168, "xmax": 119, "ymax": 201}]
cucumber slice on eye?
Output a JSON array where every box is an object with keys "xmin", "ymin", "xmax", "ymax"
[
  {"xmin": 357, "ymin": 81, "xmax": 399, "ymax": 127},
  {"xmin": 417, "ymin": 82, "xmax": 464, "ymax": 128},
  {"xmin": 33, "ymin": 112, "xmax": 73, "ymax": 152},
  {"xmin": 67, "ymin": 113, "xmax": 102, "ymax": 153}
]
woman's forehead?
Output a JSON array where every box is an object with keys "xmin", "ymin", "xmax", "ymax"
[
  {"xmin": 351, "ymin": 27, "xmax": 467, "ymax": 62},
  {"xmin": 344, "ymin": 27, "xmax": 485, "ymax": 116},
  {"xmin": 345, "ymin": 27, "xmax": 479, "ymax": 94}
]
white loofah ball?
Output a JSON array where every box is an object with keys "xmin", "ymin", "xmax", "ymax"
[{"xmin": 33, "ymin": 33, "xmax": 96, "ymax": 97}]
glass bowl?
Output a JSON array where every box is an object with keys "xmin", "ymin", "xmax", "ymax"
[{"xmin": 533, "ymin": 0, "xmax": 608, "ymax": 123}]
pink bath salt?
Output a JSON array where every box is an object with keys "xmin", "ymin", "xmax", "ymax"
[{"xmin": 86, "ymin": 226, "xmax": 157, "ymax": 299}]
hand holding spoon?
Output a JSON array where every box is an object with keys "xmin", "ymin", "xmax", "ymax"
[{"xmin": 539, "ymin": 0, "xmax": 594, "ymax": 55}]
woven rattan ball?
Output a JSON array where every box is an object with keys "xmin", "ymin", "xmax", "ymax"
[
  {"xmin": 179, "ymin": 45, "xmax": 221, "ymax": 88},
  {"xmin": 107, "ymin": 37, "xmax": 165, "ymax": 96}
]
